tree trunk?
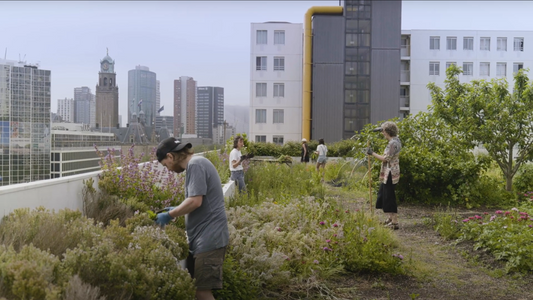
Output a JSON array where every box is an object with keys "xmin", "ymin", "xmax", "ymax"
[{"xmin": 506, "ymin": 175, "xmax": 513, "ymax": 192}]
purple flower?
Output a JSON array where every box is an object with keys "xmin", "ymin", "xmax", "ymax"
[
  {"xmin": 495, "ymin": 210, "xmax": 503, "ymax": 214},
  {"xmin": 333, "ymin": 223, "xmax": 338, "ymax": 227},
  {"xmin": 277, "ymin": 227, "xmax": 282, "ymax": 232},
  {"xmin": 313, "ymin": 260, "xmax": 319, "ymax": 264},
  {"xmin": 462, "ymin": 219, "xmax": 469, "ymax": 222},
  {"xmin": 326, "ymin": 239, "xmax": 331, "ymax": 243},
  {"xmin": 319, "ymin": 221, "xmax": 325, "ymax": 225}
]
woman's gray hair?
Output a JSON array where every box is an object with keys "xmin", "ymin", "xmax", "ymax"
[{"xmin": 381, "ymin": 121, "xmax": 398, "ymax": 137}]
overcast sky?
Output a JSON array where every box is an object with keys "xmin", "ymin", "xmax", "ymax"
[{"xmin": 2, "ymin": 1, "xmax": 533, "ymax": 125}]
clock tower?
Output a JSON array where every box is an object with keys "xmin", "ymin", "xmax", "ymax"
[{"xmin": 95, "ymin": 49, "xmax": 119, "ymax": 129}]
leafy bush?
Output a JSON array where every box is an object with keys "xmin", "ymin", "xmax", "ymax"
[
  {"xmin": 513, "ymin": 163, "xmax": 533, "ymax": 197},
  {"xmin": 352, "ymin": 114, "xmax": 504, "ymax": 207},
  {"xmin": 213, "ymin": 254, "xmax": 258, "ymax": 300}
]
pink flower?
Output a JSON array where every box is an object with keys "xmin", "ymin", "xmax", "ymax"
[
  {"xmin": 483, "ymin": 212, "xmax": 489, "ymax": 215},
  {"xmin": 495, "ymin": 210, "xmax": 503, "ymax": 214},
  {"xmin": 475, "ymin": 215, "xmax": 482, "ymax": 220},
  {"xmin": 326, "ymin": 239, "xmax": 331, "ymax": 243},
  {"xmin": 277, "ymin": 227, "xmax": 282, "ymax": 232},
  {"xmin": 333, "ymin": 223, "xmax": 338, "ymax": 227},
  {"xmin": 462, "ymin": 219, "xmax": 469, "ymax": 222},
  {"xmin": 319, "ymin": 221, "xmax": 325, "ymax": 225}
]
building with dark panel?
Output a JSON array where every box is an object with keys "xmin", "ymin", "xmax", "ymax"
[
  {"xmin": 306, "ymin": 0, "xmax": 401, "ymax": 142},
  {"xmin": 128, "ymin": 66, "xmax": 157, "ymax": 128},
  {"xmin": 197, "ymin": 86, "xmax": 224, "ymax": 139}
]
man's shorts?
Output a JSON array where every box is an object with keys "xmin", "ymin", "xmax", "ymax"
[{"xmin": 186, "ymin": 246, "xmax": 226, "ymax": 290}]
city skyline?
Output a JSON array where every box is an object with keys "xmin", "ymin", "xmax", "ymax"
[{"xmin": 2, "ymin": 1, "xmax": 533, "ymax": 127}]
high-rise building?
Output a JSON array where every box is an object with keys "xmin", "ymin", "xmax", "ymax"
[
  {"xmin": 156, "ymin": 80, "xmax": 161, "ymax": 116},
  {"xmin": 249, "ymin": 22, "xmax": 303, "ymax": 145},
  {"xmin": 197, "ymin": 86, "xmax": 224, "ymax": 139},
  {"xmin": 0, "ymin": 59, "xmax": 51, "ymax": 186},
  {"xmin": 401, "ymin": 29, "xmax": 533, "ymax": 116},
  {"xmin": 74, "ymin": 86, "xmax": 95, "ymax": 126},
  {"xmin": 95, "ymin": 51, "xmax": 119, "ymax": 129},
  {"xmin": 128, "ymin": 66, "xmax": 157, "ymax": 127},
  {"xmin": 57, "ymin": 98, "xmax": 75, "ymax": 123},
  {"xmin": 303, "ymin": 1, "xmax": 401, "ymax": 142},
  {"xmin": 173, "ymin": 76, "xmax": 197, "ymax": 136}
]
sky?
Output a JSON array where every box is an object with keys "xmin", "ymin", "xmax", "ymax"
[{"xmin": 2, "ymin": 1, "xmax": 533, "ymax": 126}]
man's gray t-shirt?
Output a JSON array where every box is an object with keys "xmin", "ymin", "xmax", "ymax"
[{"xmin": 185, "ymin": 156, "xmax": 229, "ymax": 255}]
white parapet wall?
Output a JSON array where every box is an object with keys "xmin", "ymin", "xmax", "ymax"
[{"xmin": 0, "ymin": 152, "xmax": 236, "ymax": 218}]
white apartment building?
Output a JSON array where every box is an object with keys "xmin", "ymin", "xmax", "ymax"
[
  {"xmin": 57, "ymin": 98, "xmax": 75, "ymax": 123},
  {"xmin": 249, "ymin": 22, "xmax": 303, "ymax": 144},
  {"xmin": 402, "ymin": 30, "xmax": 533, "ymax": 115}
]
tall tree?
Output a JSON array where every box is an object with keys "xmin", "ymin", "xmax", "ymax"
[{"xmin": 428, "ymin": 65, "xmax": 533, "ymax": 191}]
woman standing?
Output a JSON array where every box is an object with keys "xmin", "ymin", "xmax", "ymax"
[
  {"xmin": 301, "ymin": 138, "xmax": 310, "ymax": 163},
  {"xmin": 367, "ymin": 121, "xmax": 402, "ymax": 230}
]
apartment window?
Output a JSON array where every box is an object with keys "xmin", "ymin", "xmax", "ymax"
[
  {"xmin": 446, "ymin": 37, "xmax": 457, "ymax": 50},
  {"xmin": 273, "ymin": 135, "xmax": 284, "ymax": 145},
  {"xmin": 480, "ymin": 62, "xmax": 490, "ymax": 76},
  {"xmin": 513, "ymin": 63, "xmax": 524, "ymax": 73},
  {"xmin": 429, "ymin": 62, "xmax": 440, "ymax": 75},
  {"xmin": 274, "ymin": 57, "xmax": 285, "ymax": 71},
  {"xmin": 255, "ymin": 135, "xmax": 266, "ymax": 142},
  {"xmin": 255, "ymin": 109, "xmax": 266, "ymax": 123},
  {"xmin": 256, "ymin": 56, "xmax": 267, "ymax": 71},
  {"xmin": 463, "ymin": 62, "xmax": 473, "ymax": 75},
  {"xmin": 463, "ymin": 37, "xmax": 474, "ymax": 50},
  {"xmin": 480, "ymin": 37, "xmax": 490, "ymax": 50},
  {"xmin": 446, "ymin": 62, "xmax": 456, "ymax": 70},
  {"xmin": 430, "ymin": 36, "xmax": 440, "ymax": 50},
  {"xmin": 497, "ymin": 37, "xmax": 507, "ymax": 51},
  {"xmin": 256, "ymin": 30, "xmax": 267, "ymax": 44},
  {"xmin": 497, "ymin": 62, "xmax": 507, "ymax": 76},
  {"xmin": 274, "ymin": 30, "xmax": 285, "ymax": 45},
  {"xmin": 514, "ymin": 37, "xmax": 524, "ymax": 51},
  {"xmin": 256, "ymin": 83, "xmax": 267, "ymax": 97},
  {"xmin": 273, "ymin": 109, "xmax": 284, "ymax": 123},
  {"xmin": 273, "ymin": 83, "xmax": 285, "ymax": 97}
]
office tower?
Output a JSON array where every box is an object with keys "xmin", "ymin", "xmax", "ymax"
[
  {"xmin": 95, "ymin": 51, "xmax": 119, "ymax": 129},
  {"xmin": 0, "ymin": 59, "xmax": 51, "ymax": 186},
  {"xmin": 127, "ymin": 65, "xmax": 157, "ymax": 127},
  {"xmin": 173, "ymin": 76, "xmax": 197, "ymax": 136},
  {"xmin": 197, "ymin": 86, "xmax": 224, "ymax": 139},
  {"xmin": 57, "ymin": 98, "xmax": 75, "ymax": 123},
  {"xmin": 156, "ymin": 80, "xmax": 161, "ymax": 116},
  {"xmin": 74, "ymin": 86, "xmax": 95, "ymax": 126},
  {"xmin": 249, "ymin": 22, "xmax": 303, "ymax": 144}
]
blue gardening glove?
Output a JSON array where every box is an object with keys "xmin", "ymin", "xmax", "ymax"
[
  {"xmin": 155, "ymin": 212, "xmax": 173, "ymax": 227},
  {"xmin": 366, "ymin": 147, "xmax": 374, "ymax": 155}
]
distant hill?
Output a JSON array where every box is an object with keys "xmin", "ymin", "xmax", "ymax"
[{"xmin": 225, "ymin": 105, "xmax": 249, "ymax": 135}]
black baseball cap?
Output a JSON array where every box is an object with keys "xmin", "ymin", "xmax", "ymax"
[{"xmin": 156, "ymin": 137, "xmax": 192, "ymax": 162}]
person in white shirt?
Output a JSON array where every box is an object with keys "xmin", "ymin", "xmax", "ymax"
[
  {"xmin": 229, "ymin": 136, "xmax": 247, "ymax": 193},
  {"xmin": 314, "ymin": 138, "xmax": 328, "ymax": 180}
]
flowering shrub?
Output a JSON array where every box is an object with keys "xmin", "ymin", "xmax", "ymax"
[
  {"xmin": 436, "ymin": 208, "xmax": 533, "ymax": 273},
  {"xmin": 96, "ymin": 145, "xmax": 185, "ymax": 210},
  {"xmin": 226, "ymin": 196, "xmax": 404, "ymax": 296},
  {"xmin": 203, "ymin": 149, "xmax": 230, "ymax": 184}
]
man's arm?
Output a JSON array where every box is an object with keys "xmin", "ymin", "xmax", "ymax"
[
  {"xmin": 168, "ymin": 195, "xmax": 203, "ymax": 218},
  {"xmin": 232, "ymin": 158, "xmax": 242, "ymax": 169}
]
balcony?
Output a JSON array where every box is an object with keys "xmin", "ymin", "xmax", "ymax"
[
  {"xmin": 400, "ymin": 96, "xmax": 410, "ymax": 111},
  {"xmin": 401, "ymin": 45, "xmax": 411, "ymax": 58},
  {"xmin": 400, "ymin": 70, "xmax": 410, "ymax": 84}
]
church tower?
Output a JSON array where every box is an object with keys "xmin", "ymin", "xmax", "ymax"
[{"xmin": 95, "ymin": 50, "xmax": 119, "ymax": 129}]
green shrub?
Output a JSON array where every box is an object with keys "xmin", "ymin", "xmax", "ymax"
[
  {"xmin": 513, "ymin": 162, "xmax": 533, "ymax": 197},
  {"xmin": 433, "ymin": 209, "xmax": 461, "ymax": 240},
  {"xmin": 213, "ymin": 254, "xmax": 259, "ymax": 300},
  {"xmin": 204, "ymin": 149, "xmax": 230, "ymax": 184}
]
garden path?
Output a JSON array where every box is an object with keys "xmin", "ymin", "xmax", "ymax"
[{"xmin": 325, "ymin": 190, "xmax": 533, "ymax": 300}]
